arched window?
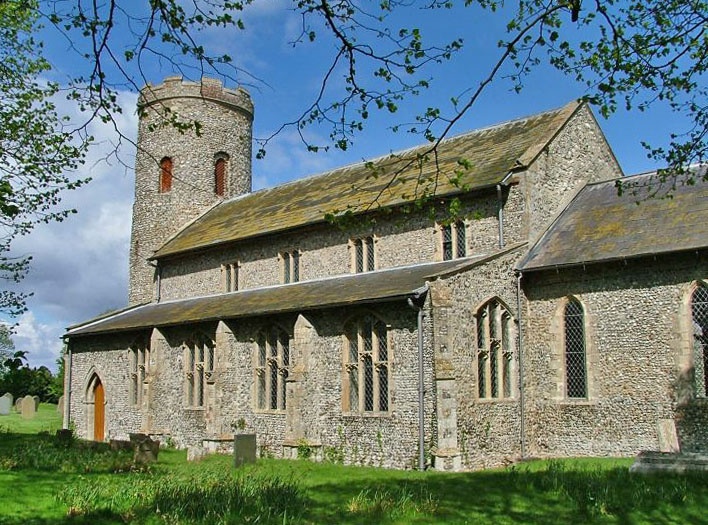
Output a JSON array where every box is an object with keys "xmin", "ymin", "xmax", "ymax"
[
  {"xmin": 476, "ymin": 299, "xmax": 515, "ymax": 399},
  {"xmin": 564, "ymin": 298, "xmax": 587, "ymax": 399},
  {"xmin": 184, "ymin": 334, "xmax": 214, "ymax": 408},
  {"xmin": 691, "ymin": 284, "xmax": 708, "ymax": 397},
  {"xmin": 344, "ymin": 315, "xmax": 389, "ymax": 413},
  {"xmin": 129, "ymin": 336, "xmax": 150, "ymax": 407},
  {"xmin": 255, "ymin": 325, "xmax": 291, "ymax": 411},
  {"xmin": 159, "ymin": 157, "xmax": 173, "ymax": 193},
  {"xmin": 214, "ymin": 157, "xmax": 227, "ymax": 196}
]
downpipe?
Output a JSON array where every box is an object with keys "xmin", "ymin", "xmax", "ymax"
[
  {"xmin": 63, "ymin": 341, "xmax": 72, "ymax": 430},
  {"xmin": 516, "ymin": 271, "xmax": 526, "ymax": 459},
  {"xmin": 407, "ymin": 289, "xmax": 427, "ymax": 471}
]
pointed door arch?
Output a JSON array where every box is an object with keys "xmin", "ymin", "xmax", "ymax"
[
  {"xmin": 93, "ymin": 379, "xmax": 105, "ymax": 441},
  {"xmin": 87, "ymin": 373, "xmax": 105, "ymax": 441}
]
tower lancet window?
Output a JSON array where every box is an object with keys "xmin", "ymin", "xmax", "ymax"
[
  {"xmin": 159, "ymin": 157, "xmax": 173, "ymax": 193},
  {"xmin": 214, "ymin": 154, "xmax": 228, "ymax": 196}
]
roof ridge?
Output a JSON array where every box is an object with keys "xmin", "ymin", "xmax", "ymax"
[{"xmin": 218, "ymin": 100, "xmax": 580, "ymax": 205}]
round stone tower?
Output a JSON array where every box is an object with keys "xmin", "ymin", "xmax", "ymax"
[{"xmin": 129, "ymin": 76, "xmax": 253, "ymax": 305}]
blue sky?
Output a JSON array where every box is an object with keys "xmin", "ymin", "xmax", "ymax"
[{"xmin": 4, "ymin": 1, "xmax": 692, "ymax": 369}]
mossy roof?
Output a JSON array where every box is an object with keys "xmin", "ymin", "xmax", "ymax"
[
  {"xmin": 153, "ymin": 101, "xmax": 581, "ymax": 259},
  {"xmin": 67, "ymin": 247, "xmax": 524, "ymax": 338},
  {"xmin": 518, "ymin": 167, "xmax": 708, "ymax": 271}
]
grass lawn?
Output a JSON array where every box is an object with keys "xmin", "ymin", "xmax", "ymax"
[
  {"xmin": 0, "ymin": 402, "xmax": 63, "ymax": 434},
  {"xmin": 1, "ymin": 408, "xmax": 706, "ymax": 524}
]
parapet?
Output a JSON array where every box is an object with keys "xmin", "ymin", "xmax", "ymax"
[{"xmin": 138, "ymin": 76, "xmax": 253, "ymax": 119}]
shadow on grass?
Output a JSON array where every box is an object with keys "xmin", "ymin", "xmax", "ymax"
[{"xmin": 301, "ymin": 463, "xmax": 708, "ymax": 524}]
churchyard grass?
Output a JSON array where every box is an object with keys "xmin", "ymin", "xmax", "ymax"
[
  {"xmin": 1, "ymin": 421, "xmax": 707, "ymax": 524},
  {"xmin": 0, "ymin": 402, "xmax": 62, "ymax": 434}
]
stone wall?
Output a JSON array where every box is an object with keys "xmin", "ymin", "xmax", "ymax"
[
  {"xmin": 158, "ymin": 193, "xmax": 504, "ymax": 301},
  {"xmin": 68, "ymin": 331, "xmax": 150, "ymax": 441},
  {"xmin": 522, "ymin": 250, "xmax": 708, "ymax": 458},
  {"xmin": 431, "ymin": 248, "xmax": 526, "ymax": 470},
  {"xmin": 68, "ymin": 302, "xmax": 435, "ymax": 469},
  {"xmin": 519, "ymin": 105, "xmax": 622, "ymax": 243}
]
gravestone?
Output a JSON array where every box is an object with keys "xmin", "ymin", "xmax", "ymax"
[
  {"xmin": 0, "ymin": 393, "xmax": 12, "ymax": 415},
  {"xmin": 32, "ymin": 396, "xmax": 40, "ymax": 411},
  {"xmin": 15, "ymin": 398, "xmax": 22, "ymax": 412},
  {"xmin": 55, "ymin": 429, "xmax": 73, "ymax": 448},
  {"xmin": 21, "ymin": 395, "xmax": 36, "ymax": 419},
  {"xmin": 57, "ymin": 395, "xmax": 64, "ymax": 414},
  {"xmin": 233, "ymin": 434, "xmax": 257, "ymax": 467},
  {"xmin": 130, "ymin": 433, "xmax": 159, "ymax": 464}
]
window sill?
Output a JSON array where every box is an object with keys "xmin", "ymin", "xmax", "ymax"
[
  {"xmin": 183, "ymin": 407, "xmax": 206, "ymax": 411},
  {"xmin": 342, "ymin": 411, "xmax": 392, "ymax": 418},
  {"xmin": 253, "ymin": 410, "xmax": 286, "ymax": 415},
  {"xmin": 476, "ymin": 397, "xmax": 517, "ymax": 404},
  {"xmin": 558, "ymin": 398, "xmax": 595, "ymax": 406}
]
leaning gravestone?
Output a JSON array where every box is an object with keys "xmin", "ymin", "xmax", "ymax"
[
  {"xmin": 57, "ymin": 395, "xmax": 65, "ymax": 414},
  {"xmin": 130, "ymin": 433, "xmax": 160, "ymax": 464},
  {"xmin": 0, "ymin": 393, "xmax": 12, "ymax": 415},
  {"xmin": 32, "ymin": 395, "xmax": 40, "ymax": 411},
  {"xmin": 21, "ymin": 395, "xmax": 36, "ymax": 419}
]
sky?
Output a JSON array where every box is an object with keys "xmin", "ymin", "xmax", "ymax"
[{"xmin": 4, "ymin": 1, "xmax": 695, "ymax": 370}]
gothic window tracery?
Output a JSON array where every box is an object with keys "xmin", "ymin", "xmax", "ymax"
[
  {"xmin": 255, "ymin": 325, "xmax": 291, "ymax": 411},
  {"xmin": 343, "ymin": 314, "xmax": 389, "ymax": 413},
  {"xmin": 129, "ymin": 337, "xmax": 149, "ymax": 406},
  {"xmin": 184, "ymin": 334, "xmax": 214, "ymax": 408},
  {"xmin": 476, "ymin": 299, "xmax": 515, "ymax": 399}
]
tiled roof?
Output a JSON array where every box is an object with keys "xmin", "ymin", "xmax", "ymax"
[
  {"xmin": 518, "ymin": 167, "xmax": 708, "ymax": 271},
  {"xmin": 153, "ymin": 102, "xmax": 582, "ymax": 259},
  {"xmin": 67, "ymin": 247, "xmax": 523, "ymax": 337}
]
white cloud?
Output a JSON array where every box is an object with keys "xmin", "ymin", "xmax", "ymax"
[
  {"xmin": 3, "ymin": 89, "xmax": 137, "ymax": 369},
  {"xmin": 12, "ymin": 312, "xmax": 64, "ymax": 371}
]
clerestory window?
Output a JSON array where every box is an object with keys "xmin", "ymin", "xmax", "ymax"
[
  {"xmin": 476, "ymin": 299, "xmax": 515, "ymax": 399},
  {"xmin": 184, "ymin": 335, "xmax": 214, "ymax": 408},
  {"xmin": 351, "ymin": 237, "xmax": 376, "ymax": 273},
  {"xmin": 441, "ymin": 220, "xmax": 467, "ymax": 260},
  {"xmin": 344, "ymin": 315, "xmax": 389, "ymax": 413},
  {"xmin": 281, "ymin": 250, "xmax": 300, "ymax": 284},
  {"xmin": 564, "ymin": 298, "xmax": 587, "ymax": 399},
  {"xmin": 221, "ymin": 262, "xmax": 239, "ymax": 292},
  {"xmin": 691, "ymin": 284, "xmax": 708, "ymax": 397},
  {"xmin": 255, "ymin": 326, "xmax": 291, "ymax": 411}
]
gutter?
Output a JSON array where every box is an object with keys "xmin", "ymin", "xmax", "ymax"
[{"xmin": 407, "ymin": 284, "xmax": 429, "ymax": 471}]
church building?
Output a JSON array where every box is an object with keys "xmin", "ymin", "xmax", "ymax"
[{"xmin": 63, "ymin": 77, "xmax": 708, "ymax": 470}]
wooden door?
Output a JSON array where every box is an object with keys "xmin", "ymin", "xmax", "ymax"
[{"xmin": 93, "ymin": 380, "xmax": 105, "ymax": 441}]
